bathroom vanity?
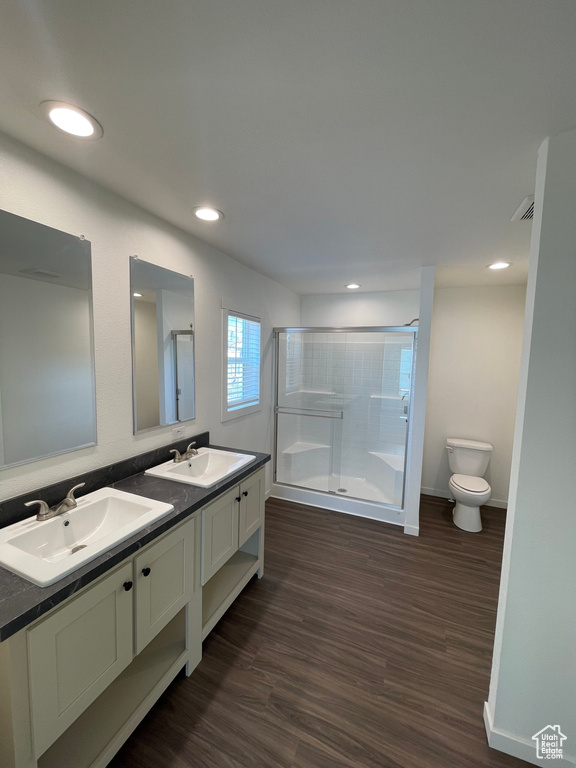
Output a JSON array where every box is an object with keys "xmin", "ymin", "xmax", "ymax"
[{"xmin": 0, "ymin": 444, "xmax": 268, "ymax": 768}]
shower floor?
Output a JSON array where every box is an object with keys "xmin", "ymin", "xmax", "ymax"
[{"xmin": 293, "ymin": 473, "xmax": 397, "ymax": 506}]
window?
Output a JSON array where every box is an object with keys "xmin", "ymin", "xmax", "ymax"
[{"xmin": 222, "ymin": 309, "xmax": 261, "ymax": 420}]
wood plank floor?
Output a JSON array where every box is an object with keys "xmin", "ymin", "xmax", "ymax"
[{"xmin": 108, "ymin": 496, "xmax": 531, "ymax": 768}]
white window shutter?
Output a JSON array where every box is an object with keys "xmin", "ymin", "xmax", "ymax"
[{"xmin": 224, "ymin": 310, "xmax": 261, "ymax": 416}]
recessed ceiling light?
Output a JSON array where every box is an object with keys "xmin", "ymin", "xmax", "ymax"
[
  {"xmin": 193, "ymin": 207, "xmax": 223, "ymax": 222},
  {"xmin": 346, "ymin": 283, "xmax": 361, "ymax": 290},
  {"xmin": 487, "ymin": 262, "xmax": 511, "ymax": 270},
  {"xmin": 133, "ymin": 292, "xmax": 143, "ymax": 298},
  {"xmin": 41, "ymin": 101, "xmax": 103, "ymax": 139}
]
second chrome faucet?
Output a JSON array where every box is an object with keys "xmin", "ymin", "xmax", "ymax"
[{"xmin": 170, "ymin": 442, "xmax": 199, "ymax": 463}]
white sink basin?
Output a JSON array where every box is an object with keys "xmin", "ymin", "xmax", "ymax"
[
  {"xmin": 145, "ymin": 447, "xmax": 256, "ymax": 488},
  {"xmin": 0, "ymin": 488, "xmax": 174, "ymax": 586}
]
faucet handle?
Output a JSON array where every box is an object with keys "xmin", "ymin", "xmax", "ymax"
[
  {"xmin": 170, "ymin": 449, "xmax": 183, "ymax": 462},
  {"xmin": 66, "ymin": 483, "xmax": 85, "ymax": 502},
  {"xmin": 24, "ymin": 499, "xmax": 50, "ymax": 517},
  {"xmin": 186, "ymin": 442, "xmax": 197, "ymax": 452}
]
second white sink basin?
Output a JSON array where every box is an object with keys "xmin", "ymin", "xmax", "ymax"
[
  {"xmin": 145, "ymin": 447, "xmax": 256, "ymax": 488},
  {"xmin": 0, "ymin": 488, "xmax": 174, "ymax": 586}
]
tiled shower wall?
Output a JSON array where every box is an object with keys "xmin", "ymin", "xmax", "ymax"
[{"xmin": 277, "ymin": 332, "xmax": 412, "ymax": 484}]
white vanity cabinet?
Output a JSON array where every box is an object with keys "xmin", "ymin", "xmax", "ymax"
[
  {"xmin": 201, "ymin": 467, "xmax": 265, "ymax": 638},
  {"xmin": 0, "ymin": 460, "xmax": 266, "ymax": 768},
  {"xmin": 28, "ymin": 561, "xmax": 135, "ymax": 757},
  {"xmin": 133, "ymin": 522, "xmax": 195, "ymax": 654},
  {"xmin": 0, "ymin": 516, "xmax": 201, "ymax": 768},
  {"xmin": 238, "ymin": 467, "xmax": 265, "ymax": 546},
  {"xmin": 201, "ymin": 467, "xmax": 265, "ymax": 585},
  {"xmin": 201, "ymin": 486, "xmax": 240, "ymax": 584}
]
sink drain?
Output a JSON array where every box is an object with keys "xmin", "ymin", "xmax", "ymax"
[{"xmin": 337, "ymin": 488, "xmax": 348, "ymax": 494}]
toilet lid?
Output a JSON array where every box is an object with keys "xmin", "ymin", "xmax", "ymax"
[{"xmin": 451, "ymin": 474, "xmax": 490, "ymax": 493}]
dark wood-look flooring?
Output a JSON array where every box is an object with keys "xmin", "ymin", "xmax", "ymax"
[{"xmin": 108, "ymin": 496, "xmax": 531, "ymax": 768}]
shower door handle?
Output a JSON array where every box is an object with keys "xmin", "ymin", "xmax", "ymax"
[{"xmin": 275, "ymin": 407, "xmax": 343, "ymax": 419}]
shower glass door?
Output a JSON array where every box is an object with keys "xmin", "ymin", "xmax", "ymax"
[{"xmin": 274, "ymin": 327, "xmax": 416, "ymax": 508}]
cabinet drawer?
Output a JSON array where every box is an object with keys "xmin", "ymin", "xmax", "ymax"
[
  {"xmin": 28, "ymin": 562, "xmax": 134, "ymax": 756},
  {"xmin": 201, "ymin": 487, "xmax": 239, "ymax": 585},
  {"xmin": 134, "ymin": 521, "xmax": 195, "ymax": 654}
]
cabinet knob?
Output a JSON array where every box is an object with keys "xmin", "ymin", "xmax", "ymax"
[
  {"xmin": 235, "ymin": 496, "xmax": 241, "ymax": 502},
  {"xmin": 142, "ymin": 567, "xmax": 151, "ymax": 577},
  {"xmin": 123, "ymin": 581, "xmax": 133, "ymax": 591},
  {"xmin": 242, "ymin": 490, "xmax": 249, "ymax": 497}
]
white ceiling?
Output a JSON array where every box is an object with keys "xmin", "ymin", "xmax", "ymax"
[{"xmin": 1, "ymin": 0, "xmax": 575, "ymax": 294}]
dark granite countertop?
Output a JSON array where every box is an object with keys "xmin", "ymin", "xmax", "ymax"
[{"xmin": 0, "ymin": 445, "xmax": 270, "ymax": 642}]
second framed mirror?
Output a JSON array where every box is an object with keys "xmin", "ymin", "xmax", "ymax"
[{"xmin": 130, "ymin": 257, "xmax": 195, "ymax": 433}]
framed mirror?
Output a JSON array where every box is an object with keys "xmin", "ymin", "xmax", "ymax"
[
  {"xmin": 130, "ymin": 257, "xmax": 195, "ymax": 433},
  {"xmin": 0, "ymin": 209, "xmax": 97, "ymax": 468}
]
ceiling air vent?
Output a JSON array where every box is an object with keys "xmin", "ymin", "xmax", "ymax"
[{"xmin": 511, "ymin": 195, "xmax": 534, "ymax": 222}]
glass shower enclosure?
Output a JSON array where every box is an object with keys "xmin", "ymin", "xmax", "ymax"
[{"xmin": 274, "ymin": 327, "xmax": 416, "ymax": 509}]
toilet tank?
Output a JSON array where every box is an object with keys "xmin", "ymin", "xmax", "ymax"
[{"xmin": 446, "ymin": 438, "xmax": 492, "ymax": 477}]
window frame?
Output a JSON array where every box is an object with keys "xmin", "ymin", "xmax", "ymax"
[{"xmin": 221, "ymin": 308, "xmax": 262, "ymax": 421}]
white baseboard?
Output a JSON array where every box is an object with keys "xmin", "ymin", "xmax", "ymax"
[
  {"xmin": 421, "ymin": 487, "xmax": 453, "ymax": 500},
  {"xmin": 403, "ymin": 523, "xmax": 419, "ymax": 536},
  {"xmin": 483, "ymin": 702, "xmax": 575, "ymax": 767},
  {"xmin": 421, "ymin": 487, "xmax": 508, "ymax": 509}
]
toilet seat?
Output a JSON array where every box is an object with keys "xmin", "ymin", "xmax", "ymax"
[{"xmin": 450, "ymin": 474, "xmax": 490, "ymax": 494}]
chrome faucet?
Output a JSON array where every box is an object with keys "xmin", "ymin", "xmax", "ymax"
[
  {"xmin": 24, "ymin": 483, "xmax": 86, "ymax": 522},
  {"xmin": 170, "ymin": 442, "xmax": 199, "ymax": 463}
]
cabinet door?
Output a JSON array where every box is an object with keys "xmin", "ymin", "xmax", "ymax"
[
  {"xmin": 201, "ymin": 487, "xmax": 239, "ymax": 585},
  {"xmin": 27, "ymin": 562, "xmax": 134, "ymax": 756},
  {"xmin": 134, "ymin": 521, "xmax": 195, "ymax": 654},
  {"xmin": 239, "ymin": 468, "xmax": 265, "ymax": 547}
]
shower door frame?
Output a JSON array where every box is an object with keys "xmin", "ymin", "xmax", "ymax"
[
  {"xmin": 273, "ymin": 326, "xmax": 418, "ymax": 512},
  {"xmin": 171, "ymin": 329, "xmax": 195, "ymax": 422}
]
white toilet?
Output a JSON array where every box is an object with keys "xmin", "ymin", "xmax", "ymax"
[{"xmin": 446, "ymin": 438, "xmax": 493, "ymax": 532}]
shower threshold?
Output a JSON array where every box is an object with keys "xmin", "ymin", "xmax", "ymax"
[
  {"xmin": 271, "ymin": 478, "xmax": 405, "ymax": 527},
  {"xmin": 302, "ymin": 473, "xmax": 398, "ymax": 506}
]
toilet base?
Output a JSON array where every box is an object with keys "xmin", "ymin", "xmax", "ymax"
[{"xmin": 453, "ymin": 501, "xmax": 482, "ymax": 533}]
